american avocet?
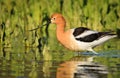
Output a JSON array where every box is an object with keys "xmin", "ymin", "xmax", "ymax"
[{"xmin": 50, "ymin": 13, "xmax": 117, "ymax": 54}]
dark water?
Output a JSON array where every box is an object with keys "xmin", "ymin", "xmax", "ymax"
[{"xmin": 0, "ymin": 47, "xmax": 120, "ymax": 78}]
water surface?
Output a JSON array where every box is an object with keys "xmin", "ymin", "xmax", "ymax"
[{"xmin": 0, "ymin": 47, "xmax": 120, "ymax": 78}]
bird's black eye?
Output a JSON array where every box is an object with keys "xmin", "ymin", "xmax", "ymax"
[{"xmin": 53, "ymin": 17, "xmax": 56, "ymax": 20}]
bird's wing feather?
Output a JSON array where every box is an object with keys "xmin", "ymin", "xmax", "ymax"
[
  {"xmin": 76, "ymin": 33, "xmax": 100, "ymax": 42},
  {"xmin": 73, "ymin": 27, "xmax": 90, "ymax": 36},
  {"xmin": 73, "ymin": 27, "xmax": 116, "ymax": 42}
]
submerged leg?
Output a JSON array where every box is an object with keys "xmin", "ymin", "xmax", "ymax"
[
  {"xmin": 92, "ymin": 50, "xmax": 98, "ymax": 54},
  {"xmin": 87, "ymin": 48, "xmax": 98, "ymax": 55}
]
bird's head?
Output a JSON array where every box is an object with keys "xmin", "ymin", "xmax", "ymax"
[{"xmin": 50, "ymin": 13, "xmax": 66, "ymax": 25}]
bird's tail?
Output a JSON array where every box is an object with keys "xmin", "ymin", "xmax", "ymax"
[
  {"xmin": 105, "ymin": 32, "xmax": 117, "ymax": 39},
  {"xmin": 98, "ymin": 31, "xmax": 117, "ymax": 38},
  {"xmin": 92, "ymin": 31, "xmax": 117, "ymax": 48}
]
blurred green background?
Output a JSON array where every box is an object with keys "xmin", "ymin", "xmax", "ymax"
[
  {"xmin": 0, "ymin": 0, "xmax": 120, "ymax": 78},
  {"xmin": 0, "ymin": 0, "xmax": 120, "ymax": 52}
]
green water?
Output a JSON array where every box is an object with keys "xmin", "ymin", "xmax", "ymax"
[{"xmin": 0, "ymin": 39, "xmax": 120, "ymax": 78}]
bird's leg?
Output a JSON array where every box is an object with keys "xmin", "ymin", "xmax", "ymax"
[
  {"xmin": 90, "ymin": 50, "xmax": 98, "ymax": 54},
  {"xmin": 87, "ymin": 48, "xmax": 98, "ymax": 55}
]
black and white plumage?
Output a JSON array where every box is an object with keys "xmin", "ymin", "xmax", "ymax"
[
  {"xmin": 50, "ymin": 13, "xmax": 117, "ymax": 54},
  {"xmin": 73, "ymin": 27, "xmax": 116, "ymax": 42},
  {"xmin": 71, "ymin": 27, "xmax": 117, "ymax": 54}
]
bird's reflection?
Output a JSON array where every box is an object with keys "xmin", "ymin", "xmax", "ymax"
[{"xmin": 56, "ymin": 56, "xmax": 108, "ymax": 78}]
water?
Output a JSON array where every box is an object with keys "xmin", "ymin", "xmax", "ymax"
[{"xmin": 0, "ymin": 47, "xmax": 120, "ymax": 78}]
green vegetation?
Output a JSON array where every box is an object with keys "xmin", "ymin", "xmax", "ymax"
[{"xmin": 0, "ymin": 0, "xmax": 120, "ymax": 52}]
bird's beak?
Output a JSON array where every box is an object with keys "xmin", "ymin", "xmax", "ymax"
[
  {"xmin": 47, "ymin": 18, "xmax": 51, "ymax": 24},
  {"xmin": 28, "ymin": 18, "xmax": 51, "ymax": 31}
]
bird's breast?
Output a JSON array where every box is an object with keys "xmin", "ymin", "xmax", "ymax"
[{"xmin": 57, "ymin": 30, "xmax": 83, "ymax": 51}]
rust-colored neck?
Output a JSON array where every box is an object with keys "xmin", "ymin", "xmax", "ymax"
[{"xmin": 56, "ymin": 23, "xmax": 66, "ymax": 42}]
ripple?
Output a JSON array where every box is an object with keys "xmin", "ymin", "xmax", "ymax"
[{"xmin": 80, "ymin": 50, "xmax": 120, "ymax": 58}]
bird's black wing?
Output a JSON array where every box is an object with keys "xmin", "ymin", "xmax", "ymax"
[
  {"xmin": 75, "ymin": 31, "xmax": 115, "ymax": 42},
  {"xmin": 73, "ymin": 27, "xmax": 90, "ymax": 37}
]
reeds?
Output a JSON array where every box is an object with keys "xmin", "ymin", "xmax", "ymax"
[{"xmin": 0, "ymin": 0, "xmax": 120, "ymax": 52}]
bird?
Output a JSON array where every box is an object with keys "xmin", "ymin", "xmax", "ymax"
[{"xmin": 50, "ymin": 13, "xmax": 117, "ymax": 54}]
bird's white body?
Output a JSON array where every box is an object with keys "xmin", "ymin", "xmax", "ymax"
[{"xmin": 62, "ymin": 29, "xmax": 117, "ymax": 54}]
